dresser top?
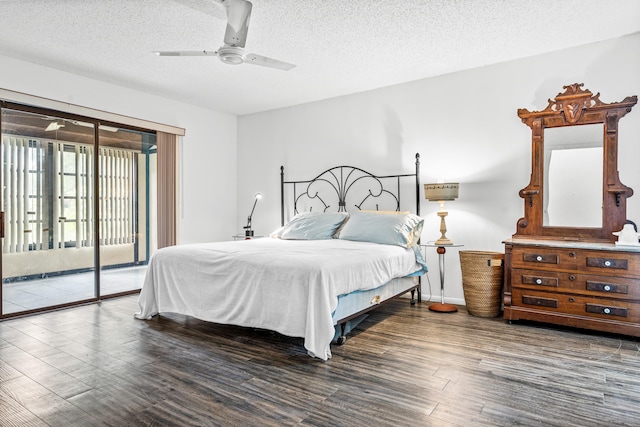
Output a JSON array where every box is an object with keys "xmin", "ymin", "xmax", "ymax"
[{"xmin": 503, "ymin": 238, "xmax": 640, "ymax": 253}]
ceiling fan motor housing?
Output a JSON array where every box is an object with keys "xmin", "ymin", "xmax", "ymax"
[{"xmin": 217, "ymin": 45, "xmax": 245, "ymax": 65}]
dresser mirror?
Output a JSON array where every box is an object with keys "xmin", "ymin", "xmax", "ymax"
[
  {"xmin": 543, "ymin": 123, "xmax": 603, "ymax": 228},
  {"xmin": 515, "ymin": 83, "xmax": 637, "ymax": 242}
]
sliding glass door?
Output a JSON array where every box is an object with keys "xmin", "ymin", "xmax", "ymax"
[
  {"xmin": 98, "ymin": 127, "xmax": 157, "ymax": 297},
  {"xmin": 0, "ymin": 105, "xmax": 157, "ymax": 317}
]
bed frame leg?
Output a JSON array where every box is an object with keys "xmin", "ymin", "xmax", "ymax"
[
  {"xmin": 410, "ymin": 284, "xmax": 422, "ymax": 305},
  {"xmin": 337, "ymin": 323, "xmax": 347, "ymax": 345}
]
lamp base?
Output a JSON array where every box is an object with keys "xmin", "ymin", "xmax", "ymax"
[
  {"xmin": 428, "ymin": 302, "xmax": 458, "ymax": 313},
  {"xmin": 434, "ymin": 237, "xmax": 453, "ymax": 245},
  {"xmin": 435, "ymin": 211, "xmax": 454, "ymax": 246}
]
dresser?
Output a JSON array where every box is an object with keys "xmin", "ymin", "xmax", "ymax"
[
  {"xmin": 504, "ymin": 239, "xmax": 640, "ymax": 337},
  {"xmin": 505, "ymin": 84, "xmax": 638, "ymax": 337}
]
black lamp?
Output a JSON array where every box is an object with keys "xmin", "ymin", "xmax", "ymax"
[{"xmin": 243, "ymin": 193, "xmax": 263, "ymax": 237}]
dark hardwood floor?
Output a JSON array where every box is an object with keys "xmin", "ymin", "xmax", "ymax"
[{"xmin": 1, "ymin": 295, "xmax": 640, "ymax": 426}]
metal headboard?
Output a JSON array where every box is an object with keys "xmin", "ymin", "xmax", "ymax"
[{"xmin": 280, "ymin": 153, "xmax": 421, "ymax": 226}]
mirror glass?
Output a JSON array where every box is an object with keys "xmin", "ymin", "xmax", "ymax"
[{"xmin": 543, "ymin": 124, "xmax": 603, "ymax": 227}]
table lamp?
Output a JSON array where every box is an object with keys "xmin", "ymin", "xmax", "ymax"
[
  {"xmin": 424, "ymin": 182, "xmax": 459, "ymax": 245},
  {"xmin": 243, "ymin": 192, "xmax": 263, "ymax": 237}
]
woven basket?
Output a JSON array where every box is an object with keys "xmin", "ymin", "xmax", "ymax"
[{"xmin": 459, "ymin": 251, "xmax": 505, "ymax": 318}]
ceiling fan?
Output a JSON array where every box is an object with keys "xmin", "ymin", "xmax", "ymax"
[{"xmin": 155, "ymin": 0, "xmax": 295, "ymax": 71}]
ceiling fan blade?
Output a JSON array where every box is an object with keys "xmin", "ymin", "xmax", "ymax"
[
  {"xmin": 222, "ymin": 0, "xmax": 252, "ymax": 48},
  {"xmin": 154, "ymin": 50, "xmax": 219, "ymax": 56},
  {"xmin": 245, "ymin": 53, "xmax": 296, "ymax": 71},
  {"xmin": 172, "ymin": 0, "xmax": 226, "ymax": 20}
]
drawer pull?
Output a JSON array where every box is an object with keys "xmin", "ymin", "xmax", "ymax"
[
  {"xmin": 522, "ymin": 295, "xmax": 558, "ymax": 308},
  {"xmin": 569, "ymin": 275, "xmax": 576, "ymax": 281},
  {"xmin": 521, "ymin": 275, "xmax": 558, "ymax": 287},
  {"xmin": 569, "ymin": 251, "xmax": 576, "ymax": 257},
  {"xmin": 586, "ymin": 257, "xmax": 628, "ymax": 270},
  {"xmin": 586, "ymin": 281, "xmax": 628, "ymax": 294},
  {"xmin": 523, "ymin": 253, "xmax": 559, "ymax": 264},
  {"xmin": 585, "ymin": 303, "xmax": 628, "ymax": 318}
]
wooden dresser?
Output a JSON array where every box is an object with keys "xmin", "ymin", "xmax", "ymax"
[
  {"xmin": 504, "ymin": 239, "xmax": 640, "ymax": 337},
  {"xmin": 505, "ymin": 84, "xmax": 638, "ymax": 337}
]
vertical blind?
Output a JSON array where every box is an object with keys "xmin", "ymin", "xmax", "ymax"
[
  {"xmin": 1, "ymin": 136, "xmax": 135, "ymax": 254},
  {"xmin": 99, "ymin": 146, "xmax": 135, "ymax": 246}
]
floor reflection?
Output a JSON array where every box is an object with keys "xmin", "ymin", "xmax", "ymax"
[{"xmin": 2, "ymin": 265, "xmax": 146, "ymax": 314}]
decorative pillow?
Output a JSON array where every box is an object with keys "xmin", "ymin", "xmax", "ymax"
[
  {"xmin": 338, "ymin": 211, "xmax": 423, "ymax": 248},
  {"xmin": 277, "ymin": 211, "xmax": 349, "ymax": 240}
]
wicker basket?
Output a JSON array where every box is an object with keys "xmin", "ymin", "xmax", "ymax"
[{"xmin": 459, "ymin": 251, "xmax": 505, "ymax": 318}]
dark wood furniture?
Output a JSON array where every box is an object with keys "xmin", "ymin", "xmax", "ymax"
[{"xmin": 504, "ymin": 84, "xmax": 640, "ymax": 336}]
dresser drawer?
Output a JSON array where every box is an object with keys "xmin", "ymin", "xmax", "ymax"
[
  {"xmin": 577, "ymin": 251, "xmax": 640, "ymax": 276},
  {"xmin": 512, "ymin": 288, "xmax": 640, "ymax": 323},
  {"xmin": 511, "ymin": 246, "xmax": 640, "ymax": 277},
  {"xmin": 511, "ymin": 268, "xmax": 640, "ymax": 300},
  {"xmin": 511, "ymin": 246, "xmax": 578, "ymax": 271}
]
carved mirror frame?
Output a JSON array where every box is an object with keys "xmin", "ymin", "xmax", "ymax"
[{"xmin": 514, "ymin": 83, "xmax": 637, "ymax": 242}]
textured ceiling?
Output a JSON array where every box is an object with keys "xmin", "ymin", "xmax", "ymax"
[{"xmin": 1, "ymin": 0, "xmax": 639, "ymax": 116}]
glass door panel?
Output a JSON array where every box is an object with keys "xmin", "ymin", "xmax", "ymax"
[
  {"xmin": 1, "ymin": 109, "xmax": 97, "ymax": 315},
  {"xmin": 98, "ymin": 128, "xmax": 156, "ymax": 296}
]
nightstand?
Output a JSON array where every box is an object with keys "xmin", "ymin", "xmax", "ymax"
[{"xmin": 232, "ymin": 234, "xmax": 263, "ymax": 240}]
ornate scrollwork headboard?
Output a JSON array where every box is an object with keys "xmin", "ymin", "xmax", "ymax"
[{"xmin": 280, "ymin": 153, "xmax": 421, "ymax": 226}]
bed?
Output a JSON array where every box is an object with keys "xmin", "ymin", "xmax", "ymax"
[{"xmin": 135, "ymin": 154, "xmax": 426, "ymax": 360}]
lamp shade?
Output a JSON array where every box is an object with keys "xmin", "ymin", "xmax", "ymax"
[{"xmin": 424, "ymin": 183, "xmax": 459, "ymax": 201}]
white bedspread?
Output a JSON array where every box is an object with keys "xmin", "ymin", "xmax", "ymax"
[{"xmin": 135, "ymin": 238, "xmax": 425, "ymax": 360}]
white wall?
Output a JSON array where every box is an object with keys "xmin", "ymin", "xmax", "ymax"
[
  {"xmin": 4, "ymin": 32, "xmax": 638, "ymax": 306},
  {"xmin": 238, "ymin": 33, "xmax": 640, "ymax": 306},
  {"xmin": 0, "ymin": 54, "xmax": 238, "ymax": 244}
]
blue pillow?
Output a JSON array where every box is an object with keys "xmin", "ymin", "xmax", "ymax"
[
  {"xmin": 278, "ymin": 212, "xmax": 349, "ymax": 240},
  {"xmin": 338, "ymin": 211, "xmax": 423, "ymax": 248}
]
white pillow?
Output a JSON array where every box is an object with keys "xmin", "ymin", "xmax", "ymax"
[
  {"xmin": 338, "ymin": 211, "xmax": 423, "ymax": 248},
  {"xmin": 276, "ymin": 211, "xmax": 349, "ymax": 240}
]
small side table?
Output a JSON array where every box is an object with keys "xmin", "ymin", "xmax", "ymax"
[
  {"xmin": 422, "ymin": 243, "xmax": 464, "ymax": 313},
  {"xmin": 232, "ymin": 234, "xmax": 263, "ymax": 240}
]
